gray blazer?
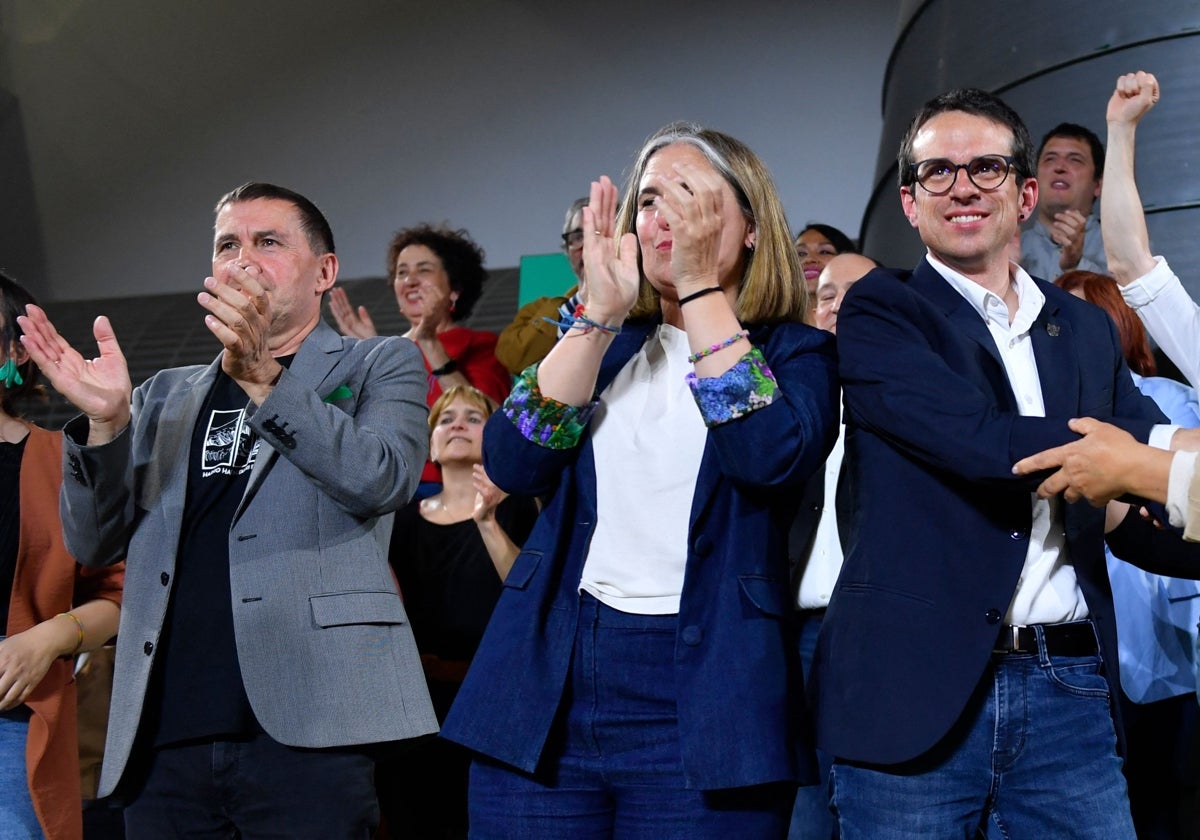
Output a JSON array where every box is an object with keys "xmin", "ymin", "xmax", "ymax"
[{"xmin": 60, "ymin": 320, "xmax": 438, "ymax": 797}]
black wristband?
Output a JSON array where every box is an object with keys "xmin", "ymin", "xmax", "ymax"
[
  {"xmin": 430, "ymin": 358, "xmax": 458, "ymax": 376},
  {"xmin": 678, "ymin": 286, "xmax": 723, "ymax": 306}
]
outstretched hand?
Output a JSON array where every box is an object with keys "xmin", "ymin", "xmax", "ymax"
[
  {"xmin": 328, "ymin": 287, "xmax": 379, "ymax": 339},
  {"xmin": 17, "ymin": 305, "xmax": 132, "ymax": 437},
  {"xmin": 579, "ymin": 176, "xmax": 639, "ymax": 326},
  {"xmin": 1107, "ymin": 71, "xmax": 1159, "ymax": 126},
  {"xmin": 1012, "ymin": 417, "xmax": 1164, "ymax": 506}
]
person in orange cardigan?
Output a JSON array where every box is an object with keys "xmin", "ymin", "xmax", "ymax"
[{"xmin": 0, "ymin": 272, "xmax": 123, "ymax": 840}]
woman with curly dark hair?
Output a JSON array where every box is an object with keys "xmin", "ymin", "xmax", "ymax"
[{"xmin": 329, "ymin": 224, "xmax": 510, "ymax": 485}]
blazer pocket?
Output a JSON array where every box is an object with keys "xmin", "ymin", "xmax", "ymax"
[
  {"xmin": 503, "ymin": 550, "xmax": 543, "ymax": 590},
  {"xmin": 837, "ymin": 581, "xmax": 934, "ymax": 606},
  {"xmin": 738, "ymin": 575, "xmax": 787, "ymax": 617},
  {"xmin": 310, "ymin": 590, "xmax": 406, "ymax": 628}
]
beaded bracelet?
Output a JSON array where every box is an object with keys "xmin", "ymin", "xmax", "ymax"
[
  {"xmin": 540, "ymin": 313, "xmax": 622, "ymax": 335},
  {"xmin": 687, "ymin": 330, "xmax": 749, "ymax": 364},
  {"xmin": 59, "ymin": 612, "xmax": 84, "ymax": 655}
]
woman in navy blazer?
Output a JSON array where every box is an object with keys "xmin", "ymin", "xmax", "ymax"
[{"xmin": 441, "ymin": 123, "xmax": 838, "ymax": 837}]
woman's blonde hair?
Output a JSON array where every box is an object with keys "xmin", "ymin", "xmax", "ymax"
[
  {"xmin": 428, "ymin": 385, "xmax": 498, "ymax": 434},
  {"xmin": 615, "ymin": 122, "xmax": 806, "ymax": 324}
]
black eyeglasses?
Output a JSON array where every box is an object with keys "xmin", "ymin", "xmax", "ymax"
[
  {"xmin": 561, "ymin": 229, "xmax": 584, "ymax": 249},
  {"xmin": 909, "ymin": 155, "xmax": 1017, "ymax": 195}
]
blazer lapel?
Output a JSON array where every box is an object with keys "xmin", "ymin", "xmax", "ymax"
[
  {"xmin": 1030, "ymin": 293, "xmax": 1078, "ymax": 419},
  {"xmin": 150, "ymin": 360, "xmax": 220, "ymax": 533},
  {"xmin": 236, "ymin": 320, "xmax": 345, "ymax": 520},
  {"xmin": 910, "ymin": 258, "xmax": 1006, "ymax": 372}
]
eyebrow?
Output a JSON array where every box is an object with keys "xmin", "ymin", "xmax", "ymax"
[{"xmin": 213, "ymin": 229, "xmax": 289, "ymax": 248}]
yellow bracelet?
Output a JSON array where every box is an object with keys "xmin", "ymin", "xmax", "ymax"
[{"xmin": 58, "ymin": 612, "xmax": 85, "ymax": 655}]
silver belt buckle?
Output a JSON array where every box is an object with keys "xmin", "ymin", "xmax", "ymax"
[{"xmin": 1008, "ymin": 624, "xmax": 1023, "ymax": 652}]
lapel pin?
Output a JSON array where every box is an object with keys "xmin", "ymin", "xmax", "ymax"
[{"xmin": 1046, "ymin": 323, "xmax": 1060, "ymax": 337}]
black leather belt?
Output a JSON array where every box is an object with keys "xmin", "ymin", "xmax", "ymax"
[{"xmin": 993, "ymin": 621, "xmax": 1098, "ymax": 656}]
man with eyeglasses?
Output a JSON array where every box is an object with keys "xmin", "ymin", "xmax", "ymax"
[
  {"xmin": 1020, "ymin": 122, "xmax": 1108, "ymax": 281},
  {"xmin": 808, "ymin": 88, "xmax": 1198, "ymax": 838},
  {"xmin": 495, "ymin": 196, "xmax": 589, "ymax": 375}
]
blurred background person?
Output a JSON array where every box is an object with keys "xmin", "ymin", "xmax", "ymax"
[
  {"xmin": 377, "ymin": 384, "xmax": 537, "ymax": 839},
  {"xmin": 0, "ymin": 272, "xmax": 123, "ymax": 840},
  {"xmin": 442, "ymin": 123, "xmax": 838, "ymax": 836},
  {"xmin": 1056, "ymin": 268, "xmax": 1200, "ymax": 839},
  {"xmin": 1022, "ymin": 123, "xmax": 1107, "ymax": 282},
  {"xmin": 329, "ymin": 224, "xmax": 511, "ymax": 488},
  {"xmin": 495, "ymin": 196, "xmax": 590, "ymax": 376},
  {"xmin": 794, "ymin": 224, "xmax": 857, "ymax": 324}
]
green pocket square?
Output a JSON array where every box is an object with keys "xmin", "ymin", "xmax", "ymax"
[{"xmin": 323, "ymin": 385, "xmax": 353, "ymax": 402}]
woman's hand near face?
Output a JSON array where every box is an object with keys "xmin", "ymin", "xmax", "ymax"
[
  {"xmin": 655, "ymin": 161, "xmax": 730, "ymax": 297},
  {"xmin": 406, "ymin": 278, "xmax": 456, "ymax": 342},
  {"xmin": 580, "ymin": 176, "xmax": 639, "ymax": 326}
]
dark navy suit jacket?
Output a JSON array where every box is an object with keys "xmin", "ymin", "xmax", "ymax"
[
  {"xmin": 810, "ymin": 259, "xmax": 1200, "ymax": 766},
  {"xmin": 441, "ymin": 318, "xmax": 838, "ymax": 790}
]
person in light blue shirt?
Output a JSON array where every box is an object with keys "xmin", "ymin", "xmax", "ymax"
[{"xmin": 1057, "ymin": 268, "xmax": 1200, "ymax": 839}]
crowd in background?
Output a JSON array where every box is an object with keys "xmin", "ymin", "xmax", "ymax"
[{"xmin": 3, "ymin": 68, "xmax": 1200, "ymax": 840}]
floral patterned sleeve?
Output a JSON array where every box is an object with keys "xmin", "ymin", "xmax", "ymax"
[
  {"xmin": 685, "ymin": 347, "xmax": 779, "ymax": 427},
  {"xmin": 501, "ymin": 364, "xmax": 599, "ymax": 449}
]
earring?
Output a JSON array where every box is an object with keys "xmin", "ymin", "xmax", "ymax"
[{"xmin": 0, "ymin": 359, "xmax": 24, "ymax": 389}]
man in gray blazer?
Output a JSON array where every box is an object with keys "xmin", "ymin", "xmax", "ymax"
[{"xmin": 19, "ymin": 182, "xmax": 437, "ymax": 837}]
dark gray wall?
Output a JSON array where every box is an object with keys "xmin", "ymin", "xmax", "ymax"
[
  {"xmin": 0, "ymin": 0, "xmax": 900, "ymax": 302},
  {"xmin": 862, "ymin": 0, "xmax": 1200, "ymax": 295}
]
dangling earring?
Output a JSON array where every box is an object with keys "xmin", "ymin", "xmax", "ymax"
[{"xmin": 0, "ymin": 358, "xmax": 24, "ymax": 389}]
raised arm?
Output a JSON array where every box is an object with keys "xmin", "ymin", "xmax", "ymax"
[
  {"xmin": 17, "ymin": 306, "xmax": 132, "ymax": 445},
  {"xmin": 1102, "ymin": 71, "xmax": 1159, "ymax": 284},
  {"xmin": 536, "ymin": 176, "xmax": 639, "ymax": 405}
]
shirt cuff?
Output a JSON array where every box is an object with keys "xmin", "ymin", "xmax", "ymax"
[
  {"xmin": 685, "ymin": 347, "xmax": 779, "ymax": 427},
  {"xmin": 1119, "ymin": 256, "xmax": 1172, "ymax": 308},
  {"xmin": 1149, "ymin": 424, "xmax": 1180, "ymax": 450},
  {"xmin": 501, "ymin": 364, "xmax": 597, "ymax": 449},
  {"xmin": 1166, "ymin": 449, "xmax": 1198, "ymax": 529}
]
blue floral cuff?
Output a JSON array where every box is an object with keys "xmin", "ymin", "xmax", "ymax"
[
  {"xmin": 502, "ymin": 364, "xmax": 598, "ymax": 449},
  {"xmin": 685, "ymin": 347, "xmax": 779, "ymax": 427}
]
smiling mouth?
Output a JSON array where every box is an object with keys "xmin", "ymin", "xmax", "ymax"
[{"xmin": 949, "ymin": 214, "xmax": 984, "ymax": 223}]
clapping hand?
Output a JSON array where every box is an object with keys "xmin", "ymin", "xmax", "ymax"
[
  {"xmin": 18, "ymin": 305, "xmax": 132, "ymax": 441},
  {"xmin": 579, "ymin": 176, "xmax": 639, "ymax": 326},
  {"xmin": 329, "ymin": 287, "xmax": 379, "ymax": 338}
]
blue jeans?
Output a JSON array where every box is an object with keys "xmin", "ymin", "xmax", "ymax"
[
  {"xmin": 123, "ymin": 732, "xmax": 378, "ymax": 838},
  {"xmin": 468, "ymin": 593, "xmax": 792, "ymax": 839},
  {"xmin": 0, "ymin": 703, "xmax": 41, "ymax": 839},
  {"xmin": 830, "ymin": 638, "xmax": 1135, "ymax": 839},
  {"xmin": 789, "ymin": 609, "xmax": 836, "ymax": 840}
]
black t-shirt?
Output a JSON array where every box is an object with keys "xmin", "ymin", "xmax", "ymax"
[
  {"xmin": 145, "ymin": 367, "xmax": 277, "ymax": 746},
  {"xmin": 389, "ymin": 495, "xmax": 538, "ymax": 662},
  {"xmin": 0, "ymin": 437, "xmax": 27, "ymax": 634}
]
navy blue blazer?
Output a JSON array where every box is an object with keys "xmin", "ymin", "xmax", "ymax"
[
  {"xmin": 441, "ymin": 319, "xmax": 838, "ymax": 790},
  {"xmin": 810, "ymin": 259, "xmax": 1200, "ymax": 766}
]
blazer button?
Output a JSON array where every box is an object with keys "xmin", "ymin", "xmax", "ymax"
[
  {"xmin": 160, "ymin": 572, "xmax": 170, "ymax": 586},
  {"xmin": 143, "ymin": 641, "xmax": 154, "ymax": 655},
  {"xmin": 681, "ymin": 626, "xmax": 703, "ymax": 645},
  {"xmin": 1009, "ymin": 529, "xmax": 1027, "ymax": 540},
  {"xmin": 693, "ymin": 535, "xmax": 712, "ymax": 557},
  {"xmin": 985, "ymin": 608, "xmax": 1002, "ymax": 624}
]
